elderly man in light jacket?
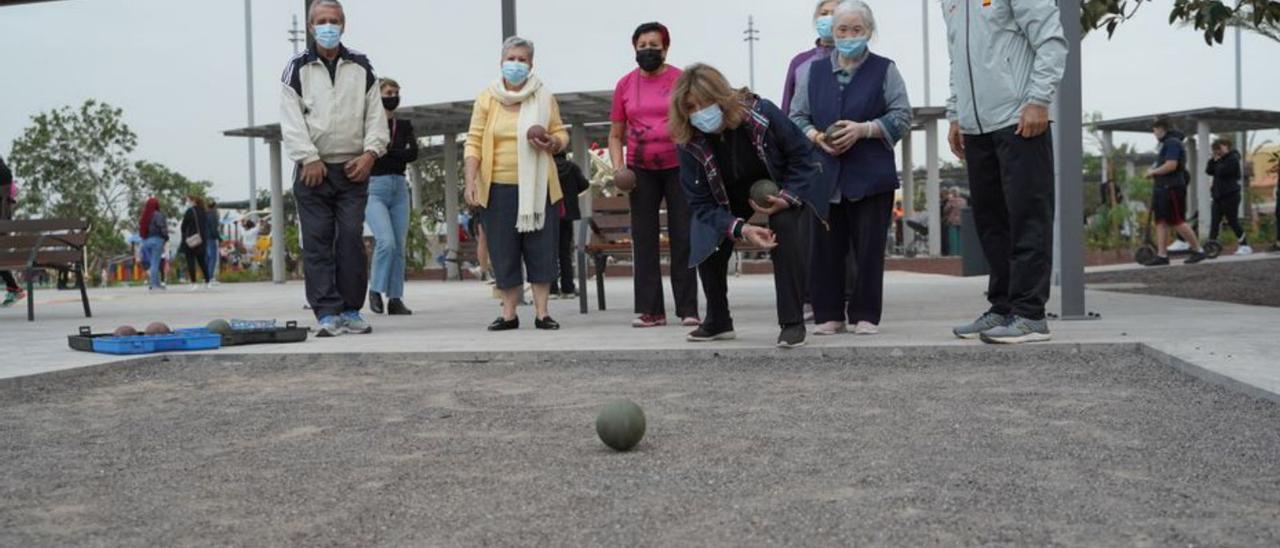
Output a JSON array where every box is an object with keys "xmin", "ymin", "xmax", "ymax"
[
  {"xmin": 280, "ymin": 0, "xmax": 389, "ymax": 337},
  {"xmin": 942, "ymin": 0, "xmax": 1067, "ymax": 345}
]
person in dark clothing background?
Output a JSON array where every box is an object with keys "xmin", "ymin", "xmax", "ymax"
[
  {"xmin": 552, "ymin": 152, "xmax": 589, "ymax": 298},
  {"xmin": 179, "ymin": 195, "xmax": 213, "ymax": 289},
  {"xmin": 1143, "ymin": 119, "xmax": 1206, "ymax": 266},
  {"xmin": 0, "ymin": 154, "xmax": 25, "ymax": 307},
  {"xmin": 204, "ymin": 199, "xmax": 222, "ymax": 285},
  {"xmin": 365, "ymin": 77, "xmax": 419, "ymax": 316},
  {"xmin": 1205, "ymin": 138, "xmax": 1251, "ymax": 256}
]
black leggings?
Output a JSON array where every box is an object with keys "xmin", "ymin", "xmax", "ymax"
[
  {"xmin": 1, "ymin": 271, "xmax": 17, "ymax": 292},
  {"xmin": 184, "ymin": 248, "xmax": 211, "ymax": 283},
  {"xmin": 1209, "ymin": 193, "xmax": 1247, "ymax": 243}
]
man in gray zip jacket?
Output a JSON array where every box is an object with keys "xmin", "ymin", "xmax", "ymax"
[{"xmin": 942, "ymin": 0, "xmax": 1067, "ymax": 345}]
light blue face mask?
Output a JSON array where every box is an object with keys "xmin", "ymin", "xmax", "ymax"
[
  {"xmin": 313, "ymin": 24, "xmax": 342, "ymax": 49},
  {"xmin": 835, "ymin": 36, "xmax": 868, "ymax": 58},
  {"xmin": 501, "ymin": 61, "xmax": 531, "ymax": 86},
  {"xmin": 690, "ymin": 104, "xmax": 724, "ymax": 134},
  {"xmin": 815, "ymin": 16, "xmax": 834, "ymax": 41}
]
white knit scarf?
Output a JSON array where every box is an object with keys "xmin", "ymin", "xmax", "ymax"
[{"xmin": 488, "ymin": 75, "xmax": 552, "ymax": 233}]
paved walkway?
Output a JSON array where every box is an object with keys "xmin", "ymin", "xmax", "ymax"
[{"xmin": 2, "ymin": 261, "xmax": 1277, "ymax": 400}]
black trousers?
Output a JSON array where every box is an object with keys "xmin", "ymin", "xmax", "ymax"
[
  {"xmin": 698, "ymin": 207, "xmax": 805, "ymax": 331},
  {"xmin": 1209, "ymin": 193, "xmax": 1246, "ymax": 242},
  {"xmin": 183, "ymin": 247, "xmax": 211, "ymax": 283},
  {"xmin": 553, "ymin": 218, "xmax": 576, "ymax": 294},
  {"xmin": 631, "ymin": 167, "xmax": 698, "ymax": 318},
  {"xmin": 294, "ymin": 163, "xmax": 369, "ymax": 319},
  {"xmin": 810, "ymin": 191, "xmax": 894, "ymax": 325},
  {"xmin": 963, "ymin": 126, "xmax": 1055, "ymax": 321}
]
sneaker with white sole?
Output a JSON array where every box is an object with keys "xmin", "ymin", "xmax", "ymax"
[
  {"xmin": 316, "ymin": 315, "xmax": 343, "ymax": 338},
  {"xmin": 687, "ymin": 325, "xmax": 736, "ymax": 342},
  {"xmin": 854, "ymin": 321, "xmax": 879, "ymax": 335},
  {"xmin": 1235, "ymin": 245, "xmax": 1253, "ymax": 256},
  {"xmin": 1168, "ymin": 240, "xmax": 1191, "ymax": 252},
  {"xmin": 813, "ymin": 321, "xmax": 847, "ymax": 336},
  {"xmin": 341, "ymin": 311, "xmax": 373, "ymax": 334},
  {"xmin": 777, "ymin": 324, "xmax": 807, "ymax": 349},
  {"xmin": 632, "ymin": 315, "xmax": 668, "ymax": 328},
  {"xmin": 952, "ymin": 312, "xmax": 1009, "ymax": 340},
  {"xmin": 979, "ymin": 316, "xmax": 1051, "ymax": 345}
]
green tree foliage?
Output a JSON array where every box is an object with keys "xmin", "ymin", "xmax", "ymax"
[
  {"xmin": 1083, "ymin": 0, "xmax": 1280, "ymax": 44},
  {"xmin": 8, "ymin": 100, "xmax": 210, "ymax": 270}
]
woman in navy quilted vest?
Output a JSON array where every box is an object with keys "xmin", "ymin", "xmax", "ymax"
[{"xmin": 789, "ymin": 0, "xmax": 911, "ymax": 337}]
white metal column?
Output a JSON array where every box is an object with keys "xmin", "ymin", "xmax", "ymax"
[
  {"xmin": 443, "ymin": 134, "xmax": 461, "ymax": 280},
  {"xmin": 901, "ymin": 130, "xmax": 915, "ymax": 250},
  {"xmin": 925, "ymin": 120, "xmax": 941, "ymax": 256},
  {"xmin": 1196, "ymin": 120, "xmax": 1212, "ymax": 240},
  {"xmin": 268, "ymin": 140, "xmax": 286, "ymax": 284}
]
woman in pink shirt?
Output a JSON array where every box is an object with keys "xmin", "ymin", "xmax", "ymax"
[{"xmin": 609, "ymin": 22, "xmax": 700, "ymax": 329}]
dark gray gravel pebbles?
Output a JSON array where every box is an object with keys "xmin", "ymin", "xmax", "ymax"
[{"xmin": 2, "ymin": 345, "xmax": 1279, "ymax": 546}]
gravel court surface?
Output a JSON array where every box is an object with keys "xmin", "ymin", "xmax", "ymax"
[
  {"xmin": 2, "ymin": 345, "xmax": 1279, "ymax": 546},
  {"xmin": 1086, "ymin": 255, "xmax": 1280, "ymax": 308}
]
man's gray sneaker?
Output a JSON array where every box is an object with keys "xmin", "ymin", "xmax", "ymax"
[
  {"xmin": 952, "ymin": 312, "xmax": 1009, "ymax": 340},
  {"xmin": 316, "ymin": 315, "xmax": 343, "ymax": 338},
  {"xmin": 341, "ymin": 311, "xmax": 373, "ymax": 334},
  {"xmin": 979, "ymin": 316, "xmax": 1051, "ymax": 345}
]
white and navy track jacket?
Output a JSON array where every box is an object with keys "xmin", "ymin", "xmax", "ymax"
[{"xmin": 280, "ymin": 45, "xmax": 389, "ymax": 166}]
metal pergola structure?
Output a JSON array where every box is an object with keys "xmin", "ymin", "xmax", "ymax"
[{"xmin": 1094, "ymin": 107, "xmax": 1280, "ymax": 243}]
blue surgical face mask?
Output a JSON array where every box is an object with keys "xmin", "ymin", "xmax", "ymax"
[
  {"xmin": 815, "ymin": 16, "xmax": 834, "ymax": 41},
  {"xmin": 501, "ymin": 61, "xmax": 531, "ymax": 86},
  {"xmin": 835, "ymin": 36, "xmax": 868, "ymax": 58},
  {"xmin": 313, "ymin": 24, "xmax": 343, "ymax": 49},
  {"xmin": 690, "ymin": 104, "xmax": 724, "ymax": 134}
]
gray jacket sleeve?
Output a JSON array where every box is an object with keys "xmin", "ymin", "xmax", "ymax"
[
  {"xmin": 788, "ymin": 61, "xmax": 817, "ymax": 135},
  {"xmin": 1012, "ymin": 0, "xmax": 1068, "ymax": 107},
  {"xmin": 873, "ymin": 63, "xmax": 912, "ymax": 149}
]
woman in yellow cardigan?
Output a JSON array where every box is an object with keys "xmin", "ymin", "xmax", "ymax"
[{"xmin": 464, "ymin": 36, "xmax": 570, "ymax": 332}]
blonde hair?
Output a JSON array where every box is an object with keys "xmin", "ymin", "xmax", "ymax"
[{"xmin": 668, "ymin": 63, "xmax": 750, "ymax": 145}]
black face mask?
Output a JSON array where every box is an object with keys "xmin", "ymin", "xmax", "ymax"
[
  {"xmin": 635, "ymin": 48, "xmax": 665, "ymax": 72},
  {"xmin": 382, "ymin": 96, "xmax": 401, "ymax": 111}
]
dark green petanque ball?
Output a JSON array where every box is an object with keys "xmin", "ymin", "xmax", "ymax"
[
  {"xmin": 825, "ymin": 124, "xmax": 844, "ymax": 141},
  {"xmin": 596, "ymin": 400, "xmax": 646, "ymax": 452},
  {"xmin": 749, "ymin": 179, "xmax": 780, "ymax": 209},
  {"xmin": 206, "ymin": 319, "xmax": 233, "ymax": 335}
]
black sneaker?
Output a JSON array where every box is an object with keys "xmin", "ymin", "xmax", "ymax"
[
  {"xmin": 368, "ymin": 291, "xmax": 385, "ymax": 314},
  {"xmin": 1184, "ymin": 251, "xmax": 1207, "ymax": 265},
  {"xmin": 488, "ymin": 317, "xmax": 519, "ymax": 331},
  {"xmin": 1143, "ymin": 256, "xmax": 1170, "ymax": 267},
  {"xmin": 535, "ymin": 316, "xmax": 560, "ymax": 330},
  {"xmin": 687, "ymin": 325, "xmax": 736, "ymax": 342},
  {"xmin": 387, "ymin": 298, "xmax": 412, "ymax": 315},
  {"xmin": 777, "ymin": 324, "xmax": 806, "ymax": 349}
]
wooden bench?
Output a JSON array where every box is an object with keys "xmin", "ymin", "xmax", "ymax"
[
  {"xmin": 579, "ymin": 196, "xmax": 769, "ymax": 313},
  {"xmin": 440, "ymin": 239, "xmax": 480, "ymax": 281},
  {"xmin": 0, "ymin": 219, "xmax": 92, "ymax": 321}
]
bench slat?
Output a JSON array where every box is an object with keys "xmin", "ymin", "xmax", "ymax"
[
  {"xmin": 0, "ymin": 233, "xmax": 90, "ymax": 250},
  {"xmin": 0, "ymin": 219, "xmax": 90, "ymax": 233},
  {"xmin": 0, "ymin": 249, "xmax": 84, "ymax": 268}
]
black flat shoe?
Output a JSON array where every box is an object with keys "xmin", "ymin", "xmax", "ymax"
[
  {"xmin": 535, "ymin": 316, "xmax": 560, "ymax": 330},
  {"xmin": 387, "ymin": 298, "xmax": 412, "ymax": 315},
  {"xmin": 488, "ymin": 316, "xmax": 519, "ymax": 331},
  {"xmin": 368, "ymin": 291, "xmax": 385, "ymax": 314}
]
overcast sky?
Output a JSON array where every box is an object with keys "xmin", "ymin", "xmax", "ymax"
[{"xmin": 2, "ymin": 0, "xmax": 1277, "ymax": 201}]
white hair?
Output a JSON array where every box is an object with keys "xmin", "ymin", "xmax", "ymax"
[
  {"xmin": 501, "ymin": 36, "xmax": 535, "ymax": 60},
  {"xmin": 308, "ymin": 0, "xmax": 344, "ymax": 24},
  {"xmin": 834, "ymin": 0, "xmax": 877, "ymax": 38}
]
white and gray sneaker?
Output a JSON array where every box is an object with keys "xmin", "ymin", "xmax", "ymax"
[
  {"xmin": 952, "ymin": 312, "xmax": 1008, "ymax": 340},
  {"xmin": 341, "ymin": 311, "xmax": 373, "ymax": 334},
  {"xmin": 979, "ymin": 316, "xmax": 1051, "ymax": 345},
  {"xmin": 316, "ymin": 315, "xmax": 343, "ymax": 338}
]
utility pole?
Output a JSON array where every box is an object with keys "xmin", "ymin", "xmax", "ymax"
[
  {"xmin": 502, "ymin": 0, "xmax": 516, "ymax": 38},
  {"xmin": 1235, "ymin": 26, "xmax": 1246, "ymax": 211},
  {"xmin": 922, "ymin": 0, "xmax": 931, "ymax": 105},
  {"xmin": 244, "ymin": 0, "xmax": 258, "ymax": 214},
  {"xmin": 743, "ymin": 16, "xmax": 759, "ymax": 90},
  {"xmin": 1055, "ymin": 0, "xmax": 1087, "ymax": 320},
  {"xmin": 288, "ymin": 14, "xmax": 305, "ymax": 55}
]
